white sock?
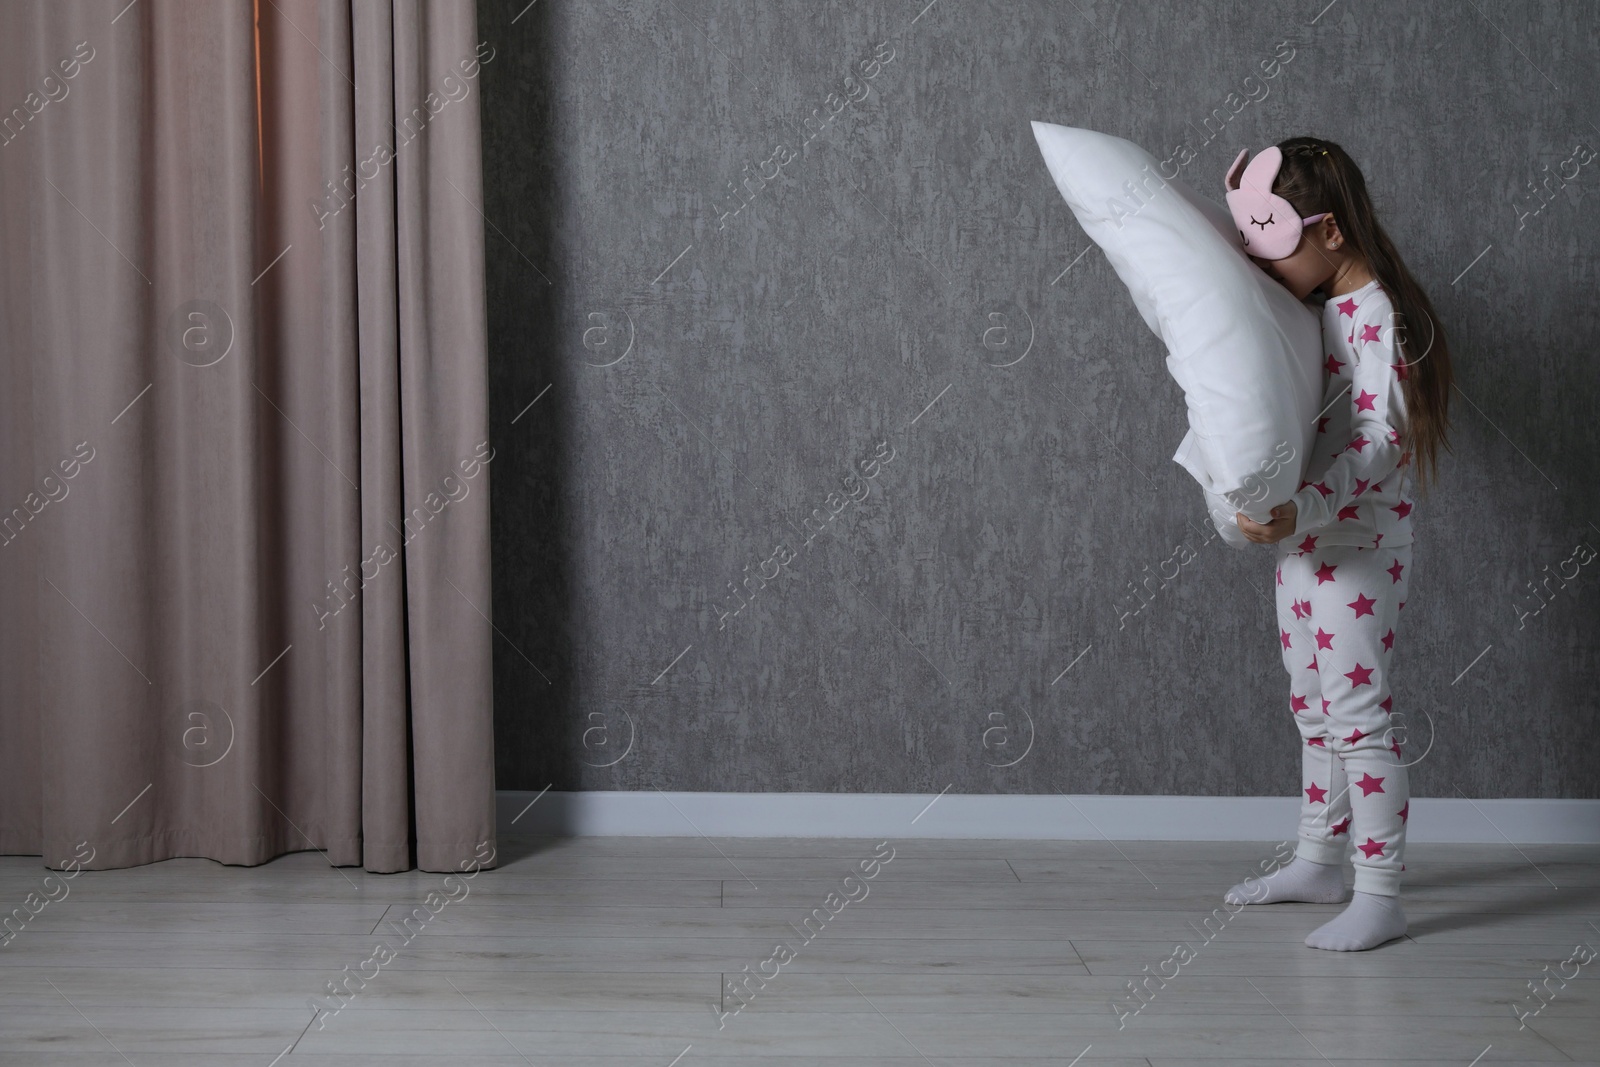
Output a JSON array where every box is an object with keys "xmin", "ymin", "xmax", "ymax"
[
  {"xmin": 1305, "ymin": 891, "xmax": 1407, "ymax": 951},
  {"xmin": 1223, "ymin": 855, "xmax": 1347, "ymax": 905}
]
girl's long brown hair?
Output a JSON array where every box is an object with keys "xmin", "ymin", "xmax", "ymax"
[{"xmin": 1271, "ymin": 136, "xmax": 1454, "ymax": 498}]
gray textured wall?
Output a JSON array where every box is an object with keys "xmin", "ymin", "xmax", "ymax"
[{"xmin": 478, "ymin": 0, "xmax": 1599, "ymax": 799}]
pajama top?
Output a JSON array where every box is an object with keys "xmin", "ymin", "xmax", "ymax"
[{"xmin": 1287, "ymin": 279, "xmax": 1416, "ymax": 549}]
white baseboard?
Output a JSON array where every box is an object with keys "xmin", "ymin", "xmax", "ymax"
[{"xmin": 495, "ymin": 791, "xmax": 1600, "ymax": 844}]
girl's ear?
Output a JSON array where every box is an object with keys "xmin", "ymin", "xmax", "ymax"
[{"xmin": 1320, "ymin": 214, "xmax": 1344, "ymax": 250}]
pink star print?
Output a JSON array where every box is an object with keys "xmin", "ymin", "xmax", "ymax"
[
  {"xmin": 1348, "ymin": 593, "xmax": 1377, "ymax": 619},
  {"xmin": 1331, "ymin": 816, "xmax": 1350, "ymax": 836},
  {"xmin": 1388, "ymin": 559, "xmax": 1405, "ymax": 583},
  {"xmin": 1346, "ymin": 435, "xmax": 1370, "ymax": 454},
  {"xmin": 1353, "ymin": 477, "xmax": 1369, "ymax": 496},
  {"xmin": 1381, "ymin": 628, "xmax": 1395, "ymax": 651},
  {"xmin": 1315, "ymin": 628, "xmax": 1335, "ymax": 650},
  {"xmin": 1337, "ymin": 297, "xmax": 1358, "ymax": 317},
  {"xmin": 1391, "ymin": 500, "xmax": 1413, "ymax": 520},
  {"xmin": 1356, "ymin": 773, "xmax": 1386, "ymax": 796},
  {"xmin": 1317, "ymin": 415, "xmax": 1330, "ymax": 434},
  {"xmin": 1398, "ymin": 802, "xmax": 1409, "ymax": 823},
  {"xmin": 1325, "ymin": 353, "xmax": 1345, "ymax": 375},
  {"xmin": 1321, "ymin": 696, "xmax": 1330, "ymax": 715},
  {"xmin": 1360, "ymin": 323, "xmax": 1382, "ymax": 343},
  {"xmin": 1276, "ymin": 565, "xmax": 1283, "ymax": 586},
  {"xmin": 1380, "ymin": 696, "xmax": 1393, "ymax": 713},
  {"xmin": 1290, "ymin": 693, "xmax": 1309, "ymax": 713},
  {"xmin": 1354, "ymin": 389, "xmax": 1378, "ymax": 412},
  {"xmin": 1306, "ymin": 783, "xmax": 1328, "ymax": 804},
  {"xmin": 1344, "ymin": 728, "xmax": 1366, "ymax": 744},
  {"xmin": 1305, "ymin": 654, "xmax": 1318, "ymax": 672},
  {"xmin": 1312, "ymin": 481, "xmax": 1334, "ymax": 499},
  {"xmin": 1358, "ymin": 837, "xmax": 1387, "ymax": 859},
  {"xmin": 1337, "ymin": 504, "xmax": 1360, "ymax": 522},
  {"xmin": 1346, "ymin": 662, "xmax": 1374, "ymax": 687},
  {"xmin": 1314, "ymin": 562, "xmax": 1338, "ymax": 584},
  {"xmin": 1280, "ymin": 628, "xmax": 1293, "ymax": 650},
  {"xmin": 1308, "ymin": 736, "xmax": 1326, "ymax": 747},
  {"xmin": 1298, "ymin": 535, "xmax": 1321, "ymax": 555}
]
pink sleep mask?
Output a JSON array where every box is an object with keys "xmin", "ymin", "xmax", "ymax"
[{"xmin": 1224, "ymin": 147, "xmax": 1329, "ymax": 261}]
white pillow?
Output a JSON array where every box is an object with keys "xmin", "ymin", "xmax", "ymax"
[{"xmin": 1031, "ymin": 122, "xmax": 1324, "ymax": 547}]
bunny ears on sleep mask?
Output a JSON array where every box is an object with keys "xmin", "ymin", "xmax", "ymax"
[{"xmin": 1224, "ymin": 146, "xmax": 1329, "ymax": 261}]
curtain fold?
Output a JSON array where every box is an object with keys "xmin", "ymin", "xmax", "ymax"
[{"xmin": 0, "ymin": 0, "xmax": 496, "ymax": 874}]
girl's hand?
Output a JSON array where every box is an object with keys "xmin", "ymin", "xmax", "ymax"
[{"xmin": 1236, "ymin": 501, "xmax": 1297, "ymax": 544}]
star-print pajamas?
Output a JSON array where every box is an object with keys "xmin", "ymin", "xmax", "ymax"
[{"xmin": 1276, "ymin": 279, "xmax": 1417, "ymax": 897}]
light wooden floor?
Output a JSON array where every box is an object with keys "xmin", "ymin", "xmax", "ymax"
[{"xmin": 1, "ymin": 836, "xmax": 1597, "ymax": 1065}]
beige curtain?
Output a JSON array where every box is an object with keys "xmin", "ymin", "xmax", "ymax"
[{"xmin": 0, "ymin": 0, "xmax": 496, "ymax": 873}]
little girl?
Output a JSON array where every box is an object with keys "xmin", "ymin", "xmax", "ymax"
[{"xmin": 1220, "ymin": 137, "xmax": 1454, "ymax": 951}]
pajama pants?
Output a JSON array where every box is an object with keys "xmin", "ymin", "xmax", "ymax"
[{"xmin": 1275, "ymin": 541, "xmax": 1412, "ymax": 896}]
